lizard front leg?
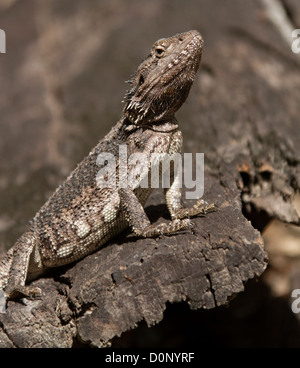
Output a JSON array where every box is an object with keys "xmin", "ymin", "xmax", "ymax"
[
  {"xmin": 119, "ymin": 188, "xmax": 192, "ymax": 238},
  {"xmin": 3, "ymin": 231, "xmax": 42, "ymax": 300},
  {"xmin": 164, "ymin": 168, "xmax": 215, "ymax": 220}
]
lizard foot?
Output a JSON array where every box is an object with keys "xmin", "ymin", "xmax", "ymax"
[
  {"xmin": 140, "ymin": 218, "xmax": 192, "ymax": 237},
  {"xmin": 4, "ymin": 285, "xmax": 42, "ymax": 301},
  {"xmin": 174, "ymin": 200, "xmax": 216, "ymax": 220}
]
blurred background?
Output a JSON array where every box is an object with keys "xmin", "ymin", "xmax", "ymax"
[{"xmin": 1, "ymin": 0, "xmax": 300, "ymax": 347}]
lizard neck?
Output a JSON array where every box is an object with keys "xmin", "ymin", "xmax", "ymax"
[
  {"xmin": 123, "ymin": 116, "xmax": 179, "ymax": 133},
  {"xmin": 144, "ymin": 118, "xmax": 179, "ymax": 133}
]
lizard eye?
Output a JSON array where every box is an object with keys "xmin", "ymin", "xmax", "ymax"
[{"xmin": 155, "ymin": 46, "xmax": 165, "ymax": 57}]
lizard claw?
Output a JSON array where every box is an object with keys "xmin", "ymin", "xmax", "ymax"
[
  {"xmin": 187, "ymin": 219, "xmax": 195, "ymax": 229},
  {"xmin": 158, "ymin": 230, "xmax": 166, "ymax": 238}
]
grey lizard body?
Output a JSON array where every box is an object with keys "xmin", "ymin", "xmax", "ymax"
[{"xmin": 0, "ymin": 30, "xmax": 214, "ymax": 301}]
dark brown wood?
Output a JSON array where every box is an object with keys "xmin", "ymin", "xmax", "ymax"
[{"xmin": 1, "ymin": 0, "xmax": 299, "ymax": 347}]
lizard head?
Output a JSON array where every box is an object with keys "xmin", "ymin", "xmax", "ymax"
[{"xmin": 123, "ymin": 30, "xmax": 203, "ymax": 127}]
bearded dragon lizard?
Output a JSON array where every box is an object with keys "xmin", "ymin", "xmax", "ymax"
[{"xmin": 0, "ymin": 30, "xmax": 214, "ymax": 303}]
